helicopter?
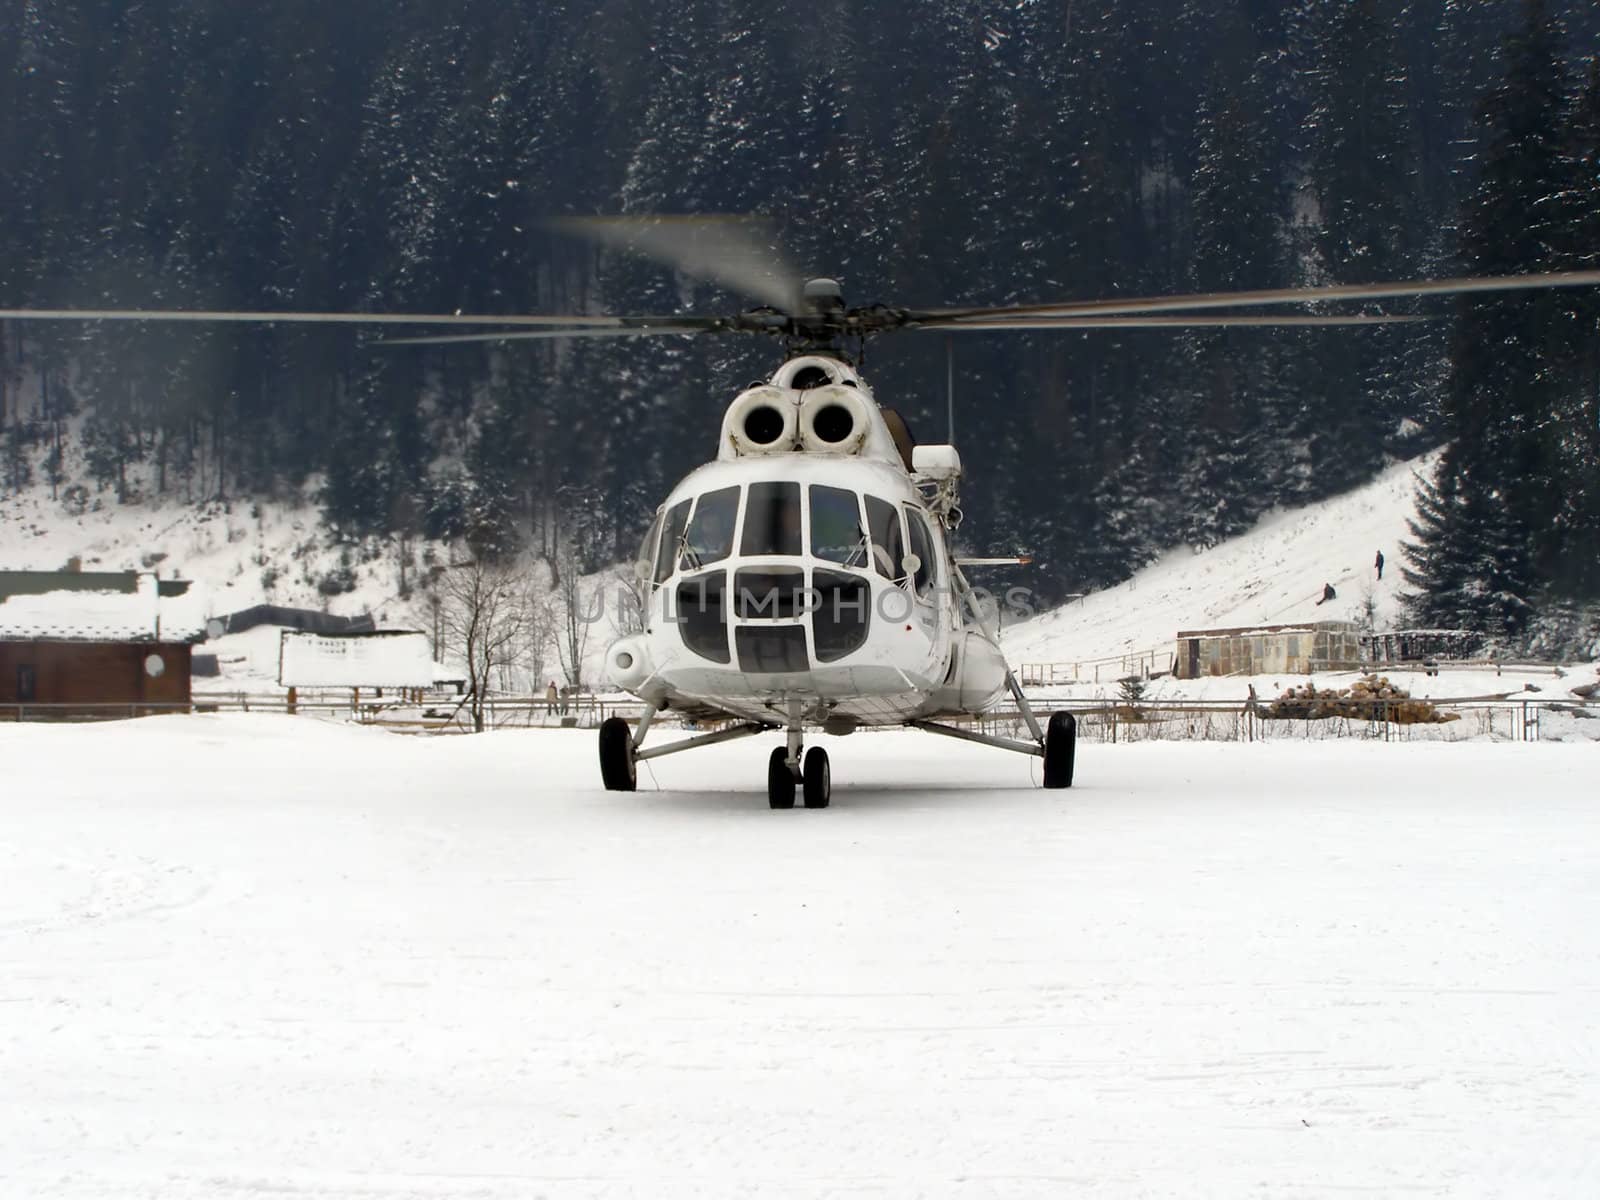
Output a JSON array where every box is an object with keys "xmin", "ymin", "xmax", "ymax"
[{"xmin": 4, "ymin": 216, "xmax": 1599, "ymax": 809}]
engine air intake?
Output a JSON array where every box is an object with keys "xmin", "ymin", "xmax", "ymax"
[
  {"xmin": 799, "ymin": 385, "xmax": 871, "ymax": 454},
  {"xmin": 811, "ymin": 404, "xmax": 855, "ymax": 444},
  {"xmin": 724, "ymin": 386, "xmax": 798, "ymax": 456},
  {"xmin": 744, "ymin": 406, "xmax": 786, "ymax": 445}
]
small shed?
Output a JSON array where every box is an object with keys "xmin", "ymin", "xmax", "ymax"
[
  {"xmin": 0, "ymin": 571, "xmax": 208, "ymax": 715},
  {"xmin": 1175, "ymin": 620, "xmax": 1363, "ymax": 680},
  {"xmin": 278, "ymin": 629, "xmax": 435, "ymax": 692}
]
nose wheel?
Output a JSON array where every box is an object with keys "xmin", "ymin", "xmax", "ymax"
[
  {"xmin": 767, "ymin": 747, "xmax": 796, "ymax": 809},
  {"xmin": 767, "ymin": 744, "xmax": 831, "ymax": 809}
]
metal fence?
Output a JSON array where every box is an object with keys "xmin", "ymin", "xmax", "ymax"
[
  {"xmin": 968, "ymin": 698, "xmax": 1592, "ymax": 744},
  {"xmin": 1020, "ymin": 653, "xmax": 1169, "ymax": 685},
  {"xmin": 0, "ymin": 693, "xmax": 649, "ymax": 729},
  {"xmin": 4, "ymin": 694, "xmax": 1593, "ymax": 744},
  {"xmin": 1020, "ymin": 654, "xmax": 1573, "ymax": 686}
]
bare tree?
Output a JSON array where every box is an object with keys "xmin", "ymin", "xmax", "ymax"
[
  {"xmin": 504, "ymin": 566, "xmax": 553, "ymax": 695},
  {"xmin": 1356, "ymin": 578, "xmax": 1381, "ymax": 634},
  {"xmin": 434, "ymin": 555, "xmax": 531, "ymax": 733},
  {"xmin": 550, "ymin": 539, "xmax": 603, "ymax": 694}
]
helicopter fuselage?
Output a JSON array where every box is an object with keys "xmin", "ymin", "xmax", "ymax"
[{"xmin": 604, "ymin": 357, "xmax": 1009, "ymax": 731}]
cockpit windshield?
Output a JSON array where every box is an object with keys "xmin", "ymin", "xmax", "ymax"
[
  {"xmin": 810, "ymin": 485, "xmax": 866, "ymax": 566},
  {"xmin": 740, "ymin": 481, "xmax": 803, "ymax": 557},
  {"xmin": 656, "ymin": 499, "xmax": 692, "ymax": 584},
  {"xmin": 656, "ymin": 482, "xmax": 910, "ymax": 589},
  {"xmin": 681, "ymin": 485, "xmax": 738, "ymax": 569}
]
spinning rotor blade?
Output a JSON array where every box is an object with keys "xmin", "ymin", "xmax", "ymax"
[
  {"xmin": 549, "ymin": 215, "xmax": 801, "ymax": 313},
  {"xmin": 928, "ymin": 313, "xmax": 1429, "ymax": 332},
  {"xmin": 0, "ymin": 307, "xmax": 633, "ymax": 328},
  {"xmin": 379, "ymin": 320, "xmax": 725, "ymax": 347},
  {"xmin": 918, "ymin": 268, "xmax": 1600, "ymax": 323}
]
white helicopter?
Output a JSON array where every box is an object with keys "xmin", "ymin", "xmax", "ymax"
[
  {"xmin": 596, "ymin": 332, "xmax": 1062, "ymax": 810},
  {"xmin": 5, "ymin": 216, "xmax": 1599, "ymax": 808}
]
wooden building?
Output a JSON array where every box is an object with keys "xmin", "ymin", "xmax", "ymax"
[
  {"xmin": 1175, "ymin": 621, "xmax": 1364, "ymax": 680},
  {"xmin": 0, "ymin": 571, "xmax": 206, "ymax": 715}
]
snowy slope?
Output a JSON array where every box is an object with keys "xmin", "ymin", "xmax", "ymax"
[
  {"xmin": 1003, "ymin": 453, "xmax": 1435, "ymax": 670},
  {"xmin": 2, "ymin": 715, "xmax": 1597, "ymax": 1199},
  {"xmin": 0, "ymin": 484, "xmax": 419, "ymax": 628}
]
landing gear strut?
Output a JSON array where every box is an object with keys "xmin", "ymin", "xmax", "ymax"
[
  {"xmin": 602, "ymin": 689, "xmax": 1069, "ymax": 805},
  {"xmin": 908, "ymin": 667, "xmax": 1075, "ymax": 789},
  {"xmin": 767, "ymin": 701, "xmax": 829, "ymax": 809}
]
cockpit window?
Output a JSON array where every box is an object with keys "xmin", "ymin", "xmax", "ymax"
[
  {"xmin": 676, "ymin": 571, "xmax": 730, "ymax": 664},
  {"xmin": 637, "ymin": 511, "xmax": 663, "ymax": 586},
  {"xmin": 810, "ymin": 486, "xmax": 866, "ymax": 566},
  {"xmin": 681, "ymin": 486, "xmax": 739, "ymax": 569},
  {"xmin": 864, "ymin": 495, "xmax": 905, "ymax": 581},
  {"xmin": 741, "ymin": 481, "xmax": 803, "ymax": 557},
  {"xmin": 656, "ymin": 499, "xmax": 692, "ymax": 583},
  {"xmin": 905, "ymin": 506, "xmax": 937, "ymax": 598}
]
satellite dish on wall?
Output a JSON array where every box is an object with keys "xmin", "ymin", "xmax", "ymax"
[
  {"xmin": 144, "ymin": 654, "xmax": 166, "ymax": 678},
  {"xmin": 205, "ymin": 618, "xmax": 226, "ymax": 640}
]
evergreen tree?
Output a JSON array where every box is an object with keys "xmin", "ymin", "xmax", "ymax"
[
  {"xmin": 1180, "ymin": 58, "xmax": 1282, "ymax": 547},
  {"xmin": 1407, "ymin": 0, "xmax": 1581, "ymax": 633}
]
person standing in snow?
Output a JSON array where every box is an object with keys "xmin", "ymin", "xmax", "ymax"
[
  {"xmin": 546, "ymin": 680, "xmax": 559, "ymax": 714},
  {"xmin": 1375, "ymin": 550, "xmax": 1385, "ymax": 580}
]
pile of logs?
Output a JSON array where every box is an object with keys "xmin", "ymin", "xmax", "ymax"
[{"xmin": 1262, "ymin": 675, "xmax": 1459, "ymax": 724}]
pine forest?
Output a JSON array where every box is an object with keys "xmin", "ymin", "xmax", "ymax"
[{"xmin": 1, "ymin": 0, "xmax": 1597, "ymax": 645}]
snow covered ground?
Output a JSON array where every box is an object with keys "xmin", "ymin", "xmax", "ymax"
[{"xmin": 3, "ymin": 715, "xmax": 1596, "ymax": 1198}]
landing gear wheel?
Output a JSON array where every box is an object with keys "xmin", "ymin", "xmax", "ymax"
[
  {"xmin": 767, "ymin": 747, "xmax": 796, "ymax": 809},
  {"xmin": 598, "ymin": 717, "xmax": 637, "ymax": 792},
  {"xmin": 1042, "ymin": 711, "xmax": 1076, "ymax": 789},
  {"xmin": 802, "ymin": 746, "xmax": 831, "ymax": 809}
]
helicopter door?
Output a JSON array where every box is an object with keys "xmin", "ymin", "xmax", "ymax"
[
  {"xmin": 904, "ymin": 507, "xmax": 938, "ymax": 602},
  {"xmin": 902, "ymin": 507, "xmax": 950, "ymax": 670},
  {"xmin": 863, "ymin": 495, "xmax": 905, "ymax": 581}
]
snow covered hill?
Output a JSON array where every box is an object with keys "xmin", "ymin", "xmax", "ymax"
[
  {"xmin": 0, "ymin": 482, "xmax": 430, "ymax": 632},
  {"xmin": 1002, "ymin": 453, "xmax": 1435, "ymax": 670}
]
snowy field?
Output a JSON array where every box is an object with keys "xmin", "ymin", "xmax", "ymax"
[{"xmin": 2, "ymin": 716, "xmax": 1597, "ymax": 1199}]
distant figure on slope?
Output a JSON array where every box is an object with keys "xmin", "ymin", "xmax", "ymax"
[
  {"xmin": 1316, "ymin": 582, "xmax": 1336, "ymax": 606},
  {"xmin": 1375, "ymin": 549, "xmax": 1385, "ymax": 580}
]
